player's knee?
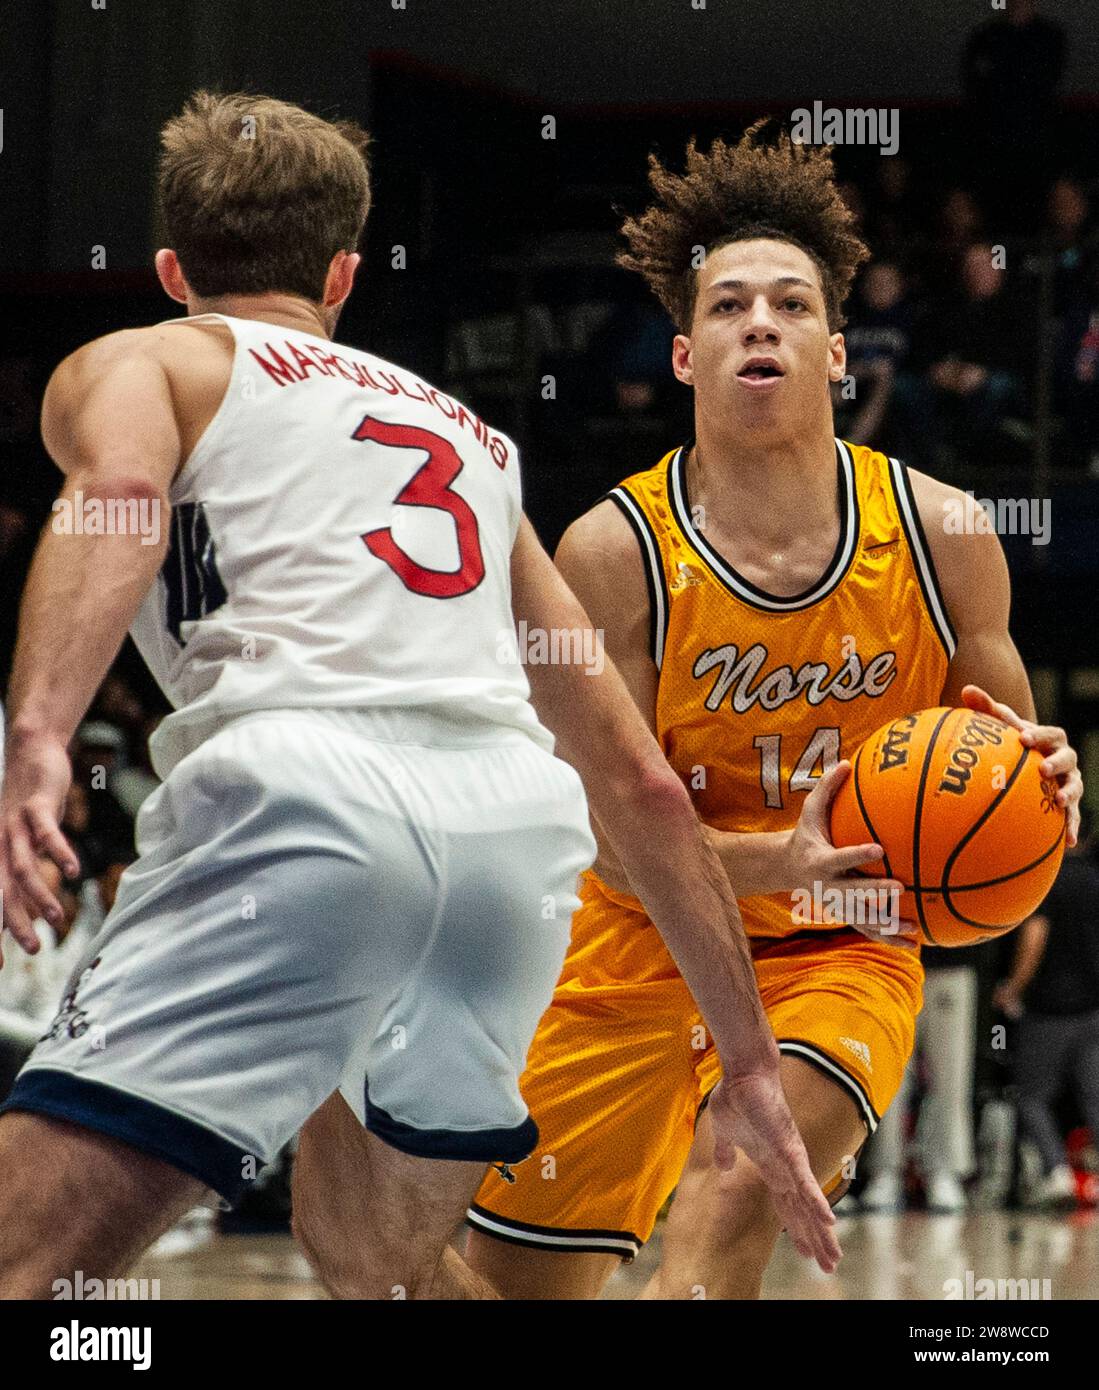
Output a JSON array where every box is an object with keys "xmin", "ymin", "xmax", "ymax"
[
  {"xmin": 711, "ymin": 1169, "xmax": 784, "ymax": 1255},
  {"xmin": 291, "ymin": 1201, "xmax": 437, "ymax": 1300}
]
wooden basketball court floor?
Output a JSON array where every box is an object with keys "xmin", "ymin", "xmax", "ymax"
[{"xmin": 131, "ymin": 1207, "xmax": 1099, "ymax": 1299}]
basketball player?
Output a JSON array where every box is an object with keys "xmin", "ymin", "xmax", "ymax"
[
  {"xmin": 0, "ymin": 94, "xmax": 839, "ymax": 1299},
  {"xmin": 459, "ymin": 124, "xmax": 1083, "ymax": 1298}
]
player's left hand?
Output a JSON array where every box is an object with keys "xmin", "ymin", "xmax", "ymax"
[
  {"xmin": 708, "ymin": 1070, "xmax": 842, "ymax": 1275},
  {"xmin": 961, "ymin": 685, "xmax": 1082, "ymax": 846},
  {"xmin": 0, "ymin": 730, "xmax": 80, "ymax": 965}
]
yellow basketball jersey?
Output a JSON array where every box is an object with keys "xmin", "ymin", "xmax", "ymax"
[{"xmin": 607, "ymin": 438, "xmax": 956, "ymax": 940}]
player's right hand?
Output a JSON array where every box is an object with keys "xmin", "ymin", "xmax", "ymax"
[
  {"xmin": 788, "ymin": 761, "xmax": 919, "ymax": 950},
  {"xmin": 0, "ymin": 730, "xmax": 80, "ymax": 966},
  {"xmin": 707, "ymin": 1069, "xmax": 842, "ymax": 1275}
]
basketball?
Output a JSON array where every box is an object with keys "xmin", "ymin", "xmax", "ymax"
[{"xmin": 830, "ymin": 707, "xmax": 1068, "ymax": 947}]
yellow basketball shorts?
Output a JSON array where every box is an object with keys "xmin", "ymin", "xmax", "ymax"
[{"xmin": 468, "ymin": 923, "xmax": 923, "ymax": 1259}]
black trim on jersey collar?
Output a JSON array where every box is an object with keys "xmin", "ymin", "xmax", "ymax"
[
  {"xmin": 668, "ymin": 439, "xmax": 861, "ymax": 612},
  {"xmin": 886, "ymin": 456, "xmax": 959, "ymax": 661},
  {"xmin": 605, "ymin": 487, "xmax": 668, "ymax": 669}
]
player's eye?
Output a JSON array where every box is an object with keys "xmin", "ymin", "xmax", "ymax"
[
  {"xmin": 782, "ymin": 297, "xmax": 808, "ymax": 312},
  {"xmin": 713, "ymin": 298, "xmax": 739, "ymax": 313}
]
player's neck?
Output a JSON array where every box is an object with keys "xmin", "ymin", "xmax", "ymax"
[
  {"xmin": 185, "ymin": 292, "xmax": 335, "ymax": 340},
  {"xmin": 689, "ymin": 426, "xmax": 840, "ymax": 539}
]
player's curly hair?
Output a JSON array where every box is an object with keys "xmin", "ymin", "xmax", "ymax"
[{"xmin": 618, "ymin": 119, "xmax": 869, "ymax": 332}]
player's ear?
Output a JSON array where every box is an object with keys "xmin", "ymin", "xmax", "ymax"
[
  {"xmin": 827, "ymin": 332, "xmax": 846, "ymax": 383},
  {"xmin": 672, "ymin": 333, "xmax": 694, "ymax": 386},
  {"xmin": 324, "ymin": 250, "xmax": 361, "ymax": 308},
  {"xmin": 154, "ymin": 249, "xmax": 189, "ymax": 306}
]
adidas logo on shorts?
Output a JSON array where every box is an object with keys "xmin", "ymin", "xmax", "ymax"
[{"xmin": 838, "ymin": 1036, "xmax": 872, "ymax": 1072}]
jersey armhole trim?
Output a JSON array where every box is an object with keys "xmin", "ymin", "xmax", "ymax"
[
  {"xmin": 605, "ymin": 487, "xmax": 668, "ymax": 670},
  {"xmin": 887, "ymin": 457, "xmax": 958, "ymax": 662}
]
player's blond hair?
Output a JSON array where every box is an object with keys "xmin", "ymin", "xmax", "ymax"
[
  {"xmin": 158, "ymin": 91, "xmax": 372, "ymax": 301},
  {"xmin": 619, "ymin": 119, "xmax": 869, "ymax": 331}
]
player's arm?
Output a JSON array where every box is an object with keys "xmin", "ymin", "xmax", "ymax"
[
  {"xmin": 511, "ymin": 513, "xmax": 840, "ymax": 1272},
  {"xmin": 1, "ymin": 334, "xmax": 180, "ymax": 958},
  {"xmin": 554, "ymin": 505, "xmax": 893, "ymax": 904},
  {"xmin": 913, "ymin": 469, "xmax": 1082, "ymax": 844},
  {"xmin": 992, "ymin": 913, "xmax": 1049, "ymax": 1017}
]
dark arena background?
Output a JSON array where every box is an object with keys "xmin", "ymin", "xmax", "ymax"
[{"xmin": 1, "ymin": 0, "xmax": 1098, "ymax": 1354}]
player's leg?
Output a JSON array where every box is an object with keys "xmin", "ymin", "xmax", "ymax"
[
  {"xmin": 0, "ymin": 1113, "xmax": 204, "ymax": 1298},
  {"xmin": 294, "ymin": 734, "xmax": 598, "ymax": 1299},
  {"xmin": 0, "ymin": 715, "xmax": 443, "ymax": 1294},
  {"xmin": 642, "ymin": 933, "xmax": 921, "ymax": 1300},
  {"xmin": 464, "ymin": 980, "xmax": 706, "ymax": 1299},
  {"xmin": 641, "ymin": 1055, "xmax": 865, "ymax": 1300},
  {"xmin": 464, "ymin": 1234, "xmax": 620, "ymax": 1301},
  {"xmin": 293, "ymin": 1092, "xmax": 496, "ymax": 1299}
]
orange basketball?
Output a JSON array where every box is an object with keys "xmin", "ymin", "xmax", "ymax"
[{"xmin": 830, "ymin": 706, "xmax": 1067, "ymax": 947}]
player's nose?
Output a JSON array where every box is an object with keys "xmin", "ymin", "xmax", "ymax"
[{"xmin": 742, "ymin": 296, "xmax": 781, "ymax": 343}]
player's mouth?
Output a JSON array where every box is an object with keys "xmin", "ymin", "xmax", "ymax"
[{"xmin": 736, "ymin": 357, "xmax": 785, "ymax": 390}]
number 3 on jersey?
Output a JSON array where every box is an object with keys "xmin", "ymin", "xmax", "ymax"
[
  {"xmin": 353, "ymin": 416, "xmax": 485, "ymax": 599},
  {"xmin": 753, "ymin": 727, "xmax": 840, "ymax": 810}
]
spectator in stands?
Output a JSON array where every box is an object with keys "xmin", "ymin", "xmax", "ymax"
[
  {"xmin": 864, "ymin": 157, "xmax": 922, "ymax": 262},
  {"xmin": 836, "ymin": 260, "xmax": 915, "ymax": 451},
  {"xmin": 83, "ymin": 673, "xmax": 162, "ymax": 816},
  {"xmin": 916, "ymin": 188, "xmax": 986, "ymax": 297},
  {"xmin": 963, "ymin": 0, "xmax": 1067, "ymax": 231},
  {"xmin": 913, "ymin": 242, "xmax": 1032, "ymax": 469},
  {"xmin": 587, "ymin": 300, "xmax": 677, "ymax": 417},
  {"xmin": 1060, "ymin": 255, "xmax": 1099, "ymax": 471},
  {"xmin": 111, "ymin": 713, "xmax": 162, "ymax": 819},
  {"xmin": 995, "ymin": 816, "xmax": 1099, "ymax": 1211},
  {"xmin": 70, "ymin": 721, "xmax": 135, "ymax": 874},
  {"xmin": 1043, "ymin": 177, "xmax": 1095, "ymax": 314},
  {"xmin": 91, "ymin": 672, "xmax": 148, "ymax": 733},
  {"xmin": 862, "ymin": 948, "xmax": 979, "ymax": 1214}
]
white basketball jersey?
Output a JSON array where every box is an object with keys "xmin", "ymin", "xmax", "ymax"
[{"xmin": 131, "ymin": 313, "xmax": 550, "ymax": 776}]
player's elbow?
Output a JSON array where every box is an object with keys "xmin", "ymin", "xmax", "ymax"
[
  {"xmin": 623, "ymin": 759, "xmax": 696, "ymax": 829},
  {"xmin": 59, "ymin": 470, "xmax": 171, "ymax": 554},
  {"xmin": 69, "ymin": 468, "xmax": 166, "ymax": 505}
]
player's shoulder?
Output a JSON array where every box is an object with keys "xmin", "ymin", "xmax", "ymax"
[
  {"xmin": 906, "ymin": 465, "xmax": 1009, "ymax": 609},
  {"xmin": 555, "ymin": 445, "xmax": 683, "ymax": 597},
  {"xmin": 906, "ymin": 465, "xmax": 968, "ymax": 516},
  {"xmin": 556, "ymin": 495, "xmax": 641, "ymax": 570},
  {"xmin": 50, "ymin": 326, "xmax": 160, "ymax": 381},
  {"xmin": 50, "ymin": 321, "xmax": 229, "ymax": 388},
  {"xmin": 42, "ymin": 330, "xmax": 169, "ymax": 436}
]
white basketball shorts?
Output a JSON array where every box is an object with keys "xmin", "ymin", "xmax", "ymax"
[{"xmin": 0, "ymin": 708, "xmax": 595, "ymax": 1204}]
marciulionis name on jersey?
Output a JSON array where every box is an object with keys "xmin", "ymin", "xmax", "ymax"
[
  {"xmin": 693, "ymin": 641, "xmax": 897, "ymax": 712},
  {"xmin": 248, "ymin": 340, "xmax": 510, "ymax": 468}
]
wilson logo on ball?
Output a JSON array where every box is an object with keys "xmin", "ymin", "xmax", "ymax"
[
  {"xmin": 937, "ymin": 714, "xmax": 1005, "ymax": 797},
  {"xmin": 830, "ymin": 707, "xmax": 1066, "ymax": 947}
]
